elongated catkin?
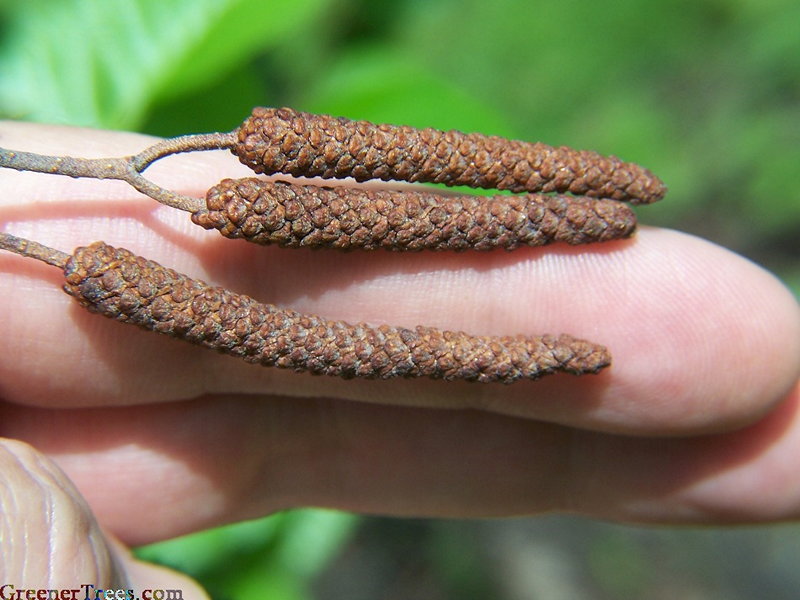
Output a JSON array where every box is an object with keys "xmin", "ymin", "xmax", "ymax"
[
  {"xmin": 234, "ymin": 107, "xmax": 666, "ymax": 205},
  {"xmin": 192, "ymin": 178, "xmax": 636, "ymax": 251},
  {"xmin": 61, "ymin": 242, "xmax": 610, "ymax": 382}
]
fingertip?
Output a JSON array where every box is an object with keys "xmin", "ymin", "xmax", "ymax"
[
  {"xmin": 601, "ymin": 228, "xmax": 800, "ymax": 433},
  {"xmin": 471, "ymin": 228, "xmax": 799, "ymax": 435}
]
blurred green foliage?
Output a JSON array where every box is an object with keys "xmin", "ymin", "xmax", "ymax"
[
  {"xmin": 135, "ymin": 510, "xmax": 356, "ymax": 600},
  {"xmin": 1, "ymin": 0, "xmax": 798, "ymax": 596}
]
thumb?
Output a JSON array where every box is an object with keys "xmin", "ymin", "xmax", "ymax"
[{"xmin": 0, "ymin": 438, "xmax": 208, "ymax": 599}]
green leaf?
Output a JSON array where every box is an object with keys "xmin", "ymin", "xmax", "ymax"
[
  {"xmin": 153, "ymin": 0, "xmax": 327, "ymax": 104},
  {"xmin": 0, "ymin": 0, "xmax": 327, "ymax": 129},
  {"xmin": 301, "ymin": 45, "xmax": 515, "ymax": 136},
  {"xmin": 140, "ymin": 62, "xmax": 270, "ymax": 136},
  {"xmin": 135, "ymin": 509, "xmax": 357, "ymax": 599},
  {"xmin": 227, "ymin": 567, "xmax": 310, "ymax": 600},
  {"xmin": 272, "ymin": 509, "xmax": 358, "ymax": 578},
  {"xmin": 134, "ymin": 513, "xmax": 288, "ymax": 574}
]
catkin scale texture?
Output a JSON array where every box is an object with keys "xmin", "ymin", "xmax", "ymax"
[
  {"xmin": 192, "ymin": 178, "xmax": 637, "ymax": 251},
  {"xmin": 234, "ymin": 107, "xmax": 667, "ymax": 205},
  {"xmin": 61, "ymin": 242, "xmax": 611, "ymax": 382}
]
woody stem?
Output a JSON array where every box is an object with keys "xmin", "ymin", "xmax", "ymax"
[
  {"xmin": 0, "ymin": 232, "xmax": 68, "ymax": 268},
  {"xmin": 0, "ymin": 131, "xmax": 237, "ymax": 213}
]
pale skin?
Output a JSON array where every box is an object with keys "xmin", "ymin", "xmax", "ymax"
[{"xmin": 0, "ymin": 122, "xmax": 798, "ymax": 598}]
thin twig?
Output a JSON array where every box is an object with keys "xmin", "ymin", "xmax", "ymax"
[
  {"xmin": 123, "ymin": 169, "xmax": 204, "ymax": 212},
  {"xmin": 0, "ymin": 148, "xmax": 130, "ymax": 179},
  {"xmin": 0, "ymin": 131, "xmax": 236, "ymax": 213},
  {"xmin": 128, "ymin": 132, "xmax": 236, "ymax": 173},
  {"xmin": 0, "ymin": 232, "xmax": 69, "ymax": 268}
]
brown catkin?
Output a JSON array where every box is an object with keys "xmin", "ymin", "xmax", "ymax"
[
  {"xmin": 192, "ymin": 178, "xmax": 637, "ymax": 251},
  {"xmin": 61, "ymin": 242, "xmax": 611, "ymax": 382},
  {"xmin": 234, "ymin": 107, "xmax": 667, "ymax": 205}
]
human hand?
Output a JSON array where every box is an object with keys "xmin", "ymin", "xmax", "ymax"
[{"xmin": 1, "ymin": 122, "xmax": 798, "ymax": 593}]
